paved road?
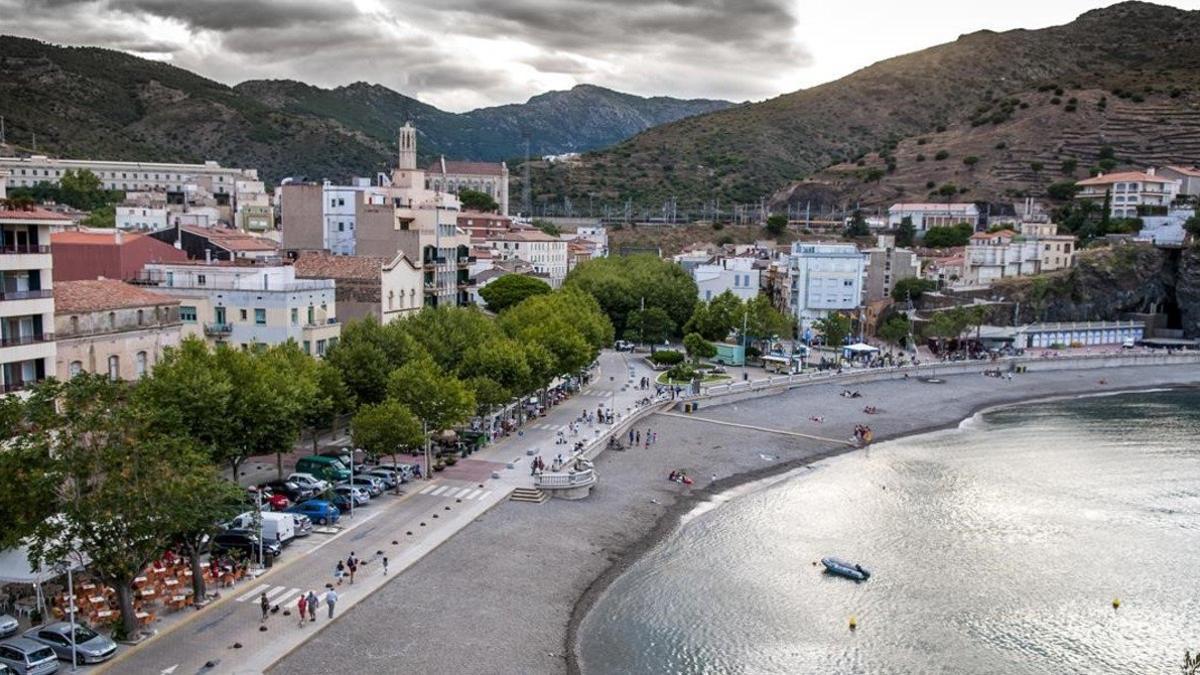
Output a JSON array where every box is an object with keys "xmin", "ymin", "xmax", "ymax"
[{"xmin": 95, "ymin": 350, "xmax": 656, "ymax": 675}]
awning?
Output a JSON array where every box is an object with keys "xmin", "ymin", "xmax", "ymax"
[
  {"xmin": 843, "ymin": 343, "xmax": 879, "ymax": 353},
  {"xmin": 0, "ymin": 545, "xmax": 85, "ymax": 585}
]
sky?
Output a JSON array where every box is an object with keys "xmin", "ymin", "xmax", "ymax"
[{"xmin": 2, "ymin": 0, "xmax": 1198, "ymax": 112}]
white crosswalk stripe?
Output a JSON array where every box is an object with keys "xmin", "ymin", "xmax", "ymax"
[
  {"xmin": 416, "ymin": 485, "xmax": 496, "ymax": 501},
  {"xmin": 264, "ymin": 585, "xmax": 293, "ymax": 601},
  {"xmin": 430, "ymin": 486, "xmax": 448, "ymax": 496},
  {"xmin": 236, "ymin": 584, "xmax": 270, "ymax": 602},
  {"xmin": 465, "ymin": 489, "xmax": 482, "ymax": 500},
  {"xmin": 272, "ymin": 588, "xmax": 301, "ymax": 606},
  {"xmin": 418, "ymin": 484, "xmax": 437, "ymax": 495}
]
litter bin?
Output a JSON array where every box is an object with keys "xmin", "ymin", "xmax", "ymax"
[
  {"xmin": 743, "ymin": 372, "xmax": 748, "ymax": 381},
  {"xmin": 684, "ymin": 403, "xmax": 692, "ymax": 413}
]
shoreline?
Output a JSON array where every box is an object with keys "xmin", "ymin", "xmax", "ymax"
[
  {"xmin": 272, "ymin": 362, "xmax": 1200, "ymax": 675},
  {"xmin": 564, "ymin": 378, "xmax": 1200, "ymax": 675}
]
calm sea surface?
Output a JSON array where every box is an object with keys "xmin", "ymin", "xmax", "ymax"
[{"xmin": 578, "ymin": 390, "xmax": 1200, "ymax": 674}]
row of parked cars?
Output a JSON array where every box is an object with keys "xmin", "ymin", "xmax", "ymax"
[
  {"xmin": 0, "ymin": 620, "xmax": 117, "ymax": 673},
  {"xmin": 214, "ymin": 452, "xmax": 420, "ymax": 565}
]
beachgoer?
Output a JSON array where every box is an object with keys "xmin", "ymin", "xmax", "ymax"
[{"xmin": 297, "ymin": 594, "xmax": 307, "ymax": 626}]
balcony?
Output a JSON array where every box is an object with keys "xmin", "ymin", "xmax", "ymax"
[
  {"xmin": 203, "ymin": 322, "xmax": 233, "ymax": 336},
  {"xmin": 0, "ymin": 245, "xmax": 50, "ymax": 255},
  {"xmin": 0, "ymin": 289, "xmax": 52, "ymax": 302},
  {"xmin": 1, "ymin": 379, "xmax": 43, "ymax": 394},
  {"xmin": 0, "ymin": 333, "xmax": 54, "ymax": 348}
]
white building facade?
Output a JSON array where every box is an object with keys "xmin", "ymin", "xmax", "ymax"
[
  {"xmin": 138, "ymin": 262, "xmax": 341, "ymax": 356},
  {"xmin": 693, "ymin": 257, "xmax": 760, "ymax": 301},
  {"xmin": 788, "ymin": 242, "xmax": 865, "ymax": 330},
  {"xmin": 1075, "ymin": 169, "xmax": 1181, "ymax": 219},
  {"xmin": 887, "ymin": 203, "xmax": 981, "ymax": 231}
]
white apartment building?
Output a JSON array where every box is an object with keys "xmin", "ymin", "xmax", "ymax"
[
  {"xmin": 116, "ymin": 198, "xmax": 169, "ymax": 231},
  {"xmin": 693, "ymin": 257, "xmax": 760, "ymax": 301},
  {"xmin": 568, "ymin": 225, "xmax": 609, "ymax": 258},
  {"xmin": 0, "ymin": 170, "xmax": 63, "ymax": 392},
  {"xmin": 1075, "ymin": 169, "xmax": 1181, "ymax": 218},
  {"xmin": 964, "ymin": 223, "xmax": 1074, "ymax": 286},
  {"xmin": 887, "ymin": 203, "xmax": 980, "ymax": 231},
  {"xmin": 137, "ymin": 261, "xmax": 341, "ymax": 357},
  {"xmin": 484, "ymin": 231, "xmax": 568, "ymax": 287},
  {"xmin": 234, "ymin": 180, "xmax": 274, "ymax": 231},
  {"xmin": 0, "ymin": 155, "xmax": 258, "ymax": 204},
  {"xmin": 788, "ymin": 242, "xmax": 865, "ymax": 330}
]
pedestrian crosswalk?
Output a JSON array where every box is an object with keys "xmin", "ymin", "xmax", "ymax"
[
  {"xmin": 417, "ymin": 484, "xmax": 493, "ymax": 501},
  {"xmin": 235, "ymin": 583, "xmax": 303, "ymax": 608},
  {"xmin": 528, "ymin": 422, "xmax": 567, "ymax": 431}
]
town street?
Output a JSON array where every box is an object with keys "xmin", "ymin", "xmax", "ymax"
[{"xmin": 94, "ymin": 350, "xmax": 656, "ymax": 675}]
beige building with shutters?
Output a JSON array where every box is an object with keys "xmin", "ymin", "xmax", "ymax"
[{"xmin": 54, "ymin": 279, "xmax": 181, "ymax": 380}]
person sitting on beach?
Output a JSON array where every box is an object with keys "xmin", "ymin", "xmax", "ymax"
[
  {"xmin": 669, "ymin": 470, "xmax": 677, "ymax": 482},
  {"xmin": 810, "ymin": 415, "xmax": 824, "ymax": 423}
]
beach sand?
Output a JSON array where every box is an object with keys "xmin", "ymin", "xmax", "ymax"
[{"xmin": 270, "ymin": 363, "xmax": 1199, "ymax": 675}]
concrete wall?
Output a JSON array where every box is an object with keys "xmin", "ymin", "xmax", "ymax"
[{"xmin": 280, "ymin": 184, "xmax": 326, "ymax": 251}]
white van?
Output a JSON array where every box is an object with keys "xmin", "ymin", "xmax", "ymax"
[{"xmin": 228, "ymin": 511, "xmax": 297, "ymax": 546}]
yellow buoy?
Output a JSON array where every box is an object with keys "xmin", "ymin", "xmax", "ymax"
[
  {"xmin": 849, "ymin": 615, "xmax": 858, "ymax": 630},
  {"xmin": 1112, "ymin": 598, "xmax": 1120, "ymax": 609}
]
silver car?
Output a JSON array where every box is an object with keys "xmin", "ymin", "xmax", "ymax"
[
  {"xmin": 0, "ymin": 616, "xmax": 17, "ymax": 640},
  {"xmin": 0, "ymin": 637, "xmax": 58, "ymax": 674},
  {"xmin": 24, "ymin": 623, "xmax": 116, "ymax": 665},
  {"xmin": 365, "ymin": 468, "xmax": 400, "ymax": 489}
]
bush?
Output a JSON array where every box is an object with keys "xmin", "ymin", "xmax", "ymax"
[
  {"xmin": 665, "ymin": 363, "xmax": 697, "ymax": 382},
  {"xmin": 915, "ymin": 154, "xmax": 926, "ymax": 162},
  {"xmin": 1060, "ymin": 159, "xmax": 1078, "ymax": 174},
  {"xmin": 995, "ymin": 141, "xmax": 1007, "ymax": 150},
  {"xmin": 963, "ymin": 156, "xmax": 979, "ymax": 167},
  {"xmin": 650, "ymin": 350, "xmax": 684, "ymax": 366},
  {"xmin": 934, "ymin": 150, "xmax": 949, "ymax": 161},
  {"xmin": 1046, "ymin": 181, "xmax": 1080, "ymax": 201}
]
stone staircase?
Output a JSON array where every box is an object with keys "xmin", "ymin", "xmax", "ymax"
[{"xmin": 509, "ymin": 487, "xmax": 548, "ymax": 504}]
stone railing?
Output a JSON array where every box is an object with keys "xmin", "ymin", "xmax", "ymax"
[{"xmin": 534, "ymin": 467, "xmax": 597, "ymax": 489}]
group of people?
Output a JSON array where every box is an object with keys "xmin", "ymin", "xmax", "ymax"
[
  {"xmin": 627, "ymin": 428, "xmax": 657, "ymax": 448},
  {"xmin": 333, "ymin": 551, "xmax": 359, "ymax": 585},
  {"xmin": 667, "ymin": 470, "xmax": 693, "ymax": 485},
  {"xmin": 854, "ymin": 424, "xmax": 873, "ymax": 445}
]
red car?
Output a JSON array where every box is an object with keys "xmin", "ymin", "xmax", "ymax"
[{"xmin": 247, "ymin": 485, "xmax": 290, "ymax": 511}]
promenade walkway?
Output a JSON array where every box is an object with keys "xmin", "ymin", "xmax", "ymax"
[{"xmin": 93, "ymin": 350, "xmax": 659, "ymax": 675}]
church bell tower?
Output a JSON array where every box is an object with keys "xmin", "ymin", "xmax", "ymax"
[{"xmin": 398, "ymin": 123, "xmax": 417, "ymax": 171}]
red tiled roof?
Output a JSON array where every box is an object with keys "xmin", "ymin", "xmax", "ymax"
[
  {"xmin": 1166, "ymin": 165, "xmax": 1200, "ymax": 178},
  {"xmin": 0, "ymin": 206, "xmax": 73, "ymax": 221},
  {"xmin": 426, "ymin": 159, "xmax": 505, "ymax": 176},
  {"xmin": 54, "ymin": 279, "xmax": 178, "ymax": 313},
  {"xmin": 293, "ymin": 252, "xmax": 387, "ymax": 281}
]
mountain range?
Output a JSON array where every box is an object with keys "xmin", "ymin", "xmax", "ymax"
[
  {"xmin": 0, "ymin": 35, "xmax": 731, "ymax": 182},
  {"xmin": 528, "ymin": 1, "xmax": 1200, "ymax": 211}
]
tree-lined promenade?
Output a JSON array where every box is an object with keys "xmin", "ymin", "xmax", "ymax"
[{"xmin": 0, "ymin": 285, "xmax": 612, "ymax": 639}]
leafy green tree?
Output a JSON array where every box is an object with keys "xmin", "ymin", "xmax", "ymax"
[
  {"xmin": 922, "ymin": 223, "xmax": 974, "ymax": 248},
  {"xmin": 683, "ymin": 333, "xmax": 717, "ymax": 363},
  {"xmin": 499, "ymin": 288, "xmax": 613, "ymax": 378},
  {"xmin": 300, "ymin": 359, "xmax": 354, "ymax": 452},
  {"xmin": 478, "ymin": 274, "xmax": 552, "ymax": 313},
  {"xmin": 649, "ymin": 350, "xmax": 684, "ymax": 366},
  {"xmin": 400, "ymin": 306, "xmax": 501, "ymax": 375},
  {"xmin": 1185, "ymin": 216, "xmax": 1200, "ymax": 239},
  {"xmin": 458, "ymin": 188, "xmax": 499, "ymax": 212},
  {"xmin": 815, "ymin": 313, "xmax": 852, "ymax": 353},
  {"xmin": 387, "ymin": 356, "xmax": 476, "ymax": 436},
  {"xmin": 896, "ymin": 216, "xmax": 916, "ymax": 247},
  {"xmin": 387, "ymin": 357, "xmax": 475, "ymax": 471},
  {"xmin": 684, "ymin": 291, "xmax": 742, "ymax": 342},
  {"xmin": 845, "ymin": 210, "xmax": 870, "ymax": 237},
  {"xmin": 1046, "ymin": 181, "xmax": 1080, "ymax": 201},
  {"xmin": 6, "ymin": 375, "xmax": 221, "ymax": 638},
  {"xmin": 739, "ymin": 295, "xmax": 795, "ymax": 345},
  {"xmin": 891, "ymin": 277, "xmax": 937, "ymax": 302},
  {"xmin": 565, "ymin": 255, "xmax": 696, "ymax": 337},
  {"xmin": 765, "ymin": 214, "xmax": 788, "ymax": 237},
  {"xmin": 877, "ymin": 315, "xmax": 911, "ymax": 347},
  {"xmin": 171, "ymin": 469, "xmax": 249, "ymax": 604},
  {"xmin": 351, "ymin": 400, "xmax": 424, "ymax": 474},
  {"xmin": 325, "ymin": 337, "xmax": 391, "ymax": 406},
  {"xmin": 626, "ymin": 306, "xmax": 675, "ymax": 345},
  {"xmin": 459, "ymin": 338, "xmax": 534, "ymax": 401},
  {"xmin": 937, "ymin": 183, "xmax": 959, "ymax": 200}
]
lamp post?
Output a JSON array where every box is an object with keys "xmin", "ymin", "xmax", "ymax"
[{"xmin": 66, "ymin": 563, "xmax": 77, "ymax": 672}]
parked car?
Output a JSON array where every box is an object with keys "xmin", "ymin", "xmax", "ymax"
[
  {"xmin": 0, "ymin": 616, "xmax": 17, "ymax": 640},
  {"xmin": 286, "ymin": 500, "xmax": 340, "ymax": 526},
  {"xmin": 614, "ymin": 340, "xmax": 635, "ymax": 351},
  {"xmin": 291, "ymin": 513, "xmax": 313, "ymax": 537},
  {"xmin": 338, "ymin": 476, "xmax": 382, "ymax": 497},
  {"xmin": 0, "ymin": 661, "xmax": 13, "ymax": 675},
  {"xmin": 245, "ymin": 486, "xmax": 290, "ymax": 512},
  {"xmin": 286, "ymin": 472, "xmax": 330, "ymax": 495},
  {"xmin": 258, "ymin": 479, "xmax": 314, "ymax": 503},
  {"xmin": 23, "ymin": 623, "xmax": 116, "ymax": 665},
  {"xmin": 0, "ymin": 637, "xmax": 59, "ymax": 674},
  {"xmin": 207, "ymin": 530, "xmax": 281, "ymax": 563},
  {"xmin": 365, "ymin": 468, "xmax": 400, "ymax": 489},
  {"xmin": 318, "ymin": 450, "xmax": 367, "ymax": 473},
  {"xmin": 333, "ymin": 485, "xmax": 369, "ymax": 507},
  {"xmin": 293, "ymin": 457, "xmax": 350, "ymax": 484},
  {"xmin": 226, "ymin": 512, "xmax": 296, "ymax": 546}
]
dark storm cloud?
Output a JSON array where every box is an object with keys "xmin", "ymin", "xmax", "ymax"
[{"xmin": 0, "ymin": 0, "xmax": 807, "ymax": 109}]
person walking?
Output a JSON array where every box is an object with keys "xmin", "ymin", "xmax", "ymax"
[
  {"xmin": 382, "ymin": 556, "xmax": 389, "ymax": 575},
  {"xmin": 335, "ymin": 560, "xmax": 345, "ymax": 585},
  {"xmin": 297, "ymin": 593, "xmax": 307, "ymax": 626},
  {"xmin": 635, "ymin": 431, "xmax": 640, "ymax": 445},
  {"xmin": 348, "ymin": 557, "xmax": 357, "ymax": 585},
  {"xmin": 324, "ymin": 588, "xmax": 338, "ymax": 619},
  {"xmin": 306, "ymin": 590, "xmax": 319, "ymax": 623},
  {"xmin": 259, "ymin": 592, "xmax": 270, "ymax": 623}
]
